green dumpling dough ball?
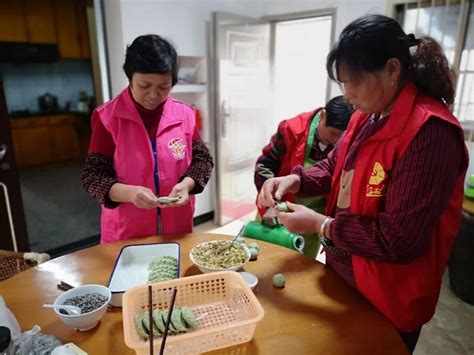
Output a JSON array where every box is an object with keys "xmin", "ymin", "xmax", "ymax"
[
  {"xmin": 249, "ymin": 247, "xmax": 259, "ymax": 261},
  {"xmin": 273, "ymin": 273, "xmax": 285, "ymax": 288},
  {"xmin": 180, "ymin": 306, "xmax": 198, "ymax": 330},
  {"xmin": 236, "ymin": 236, "xmax": 245, "ymax": 244},
  {"xmin": 275, "ymin": 201, "xmax": 289, "ymax": 212},
  {"xmin": 248, "ymin": 242, "xmax": 260, "ymax": 251}
]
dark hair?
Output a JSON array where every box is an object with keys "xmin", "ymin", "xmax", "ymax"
[
  {"xmin": 123, "ymin": 34, "xmax": 179, "ymax": 85},
  {"xmin": 325, "ymin": 95, "xmax": 353, "ymax": 130},
  {"xmin": 326, "ymin": 14, "xmax": 455, "ymax": 104}
]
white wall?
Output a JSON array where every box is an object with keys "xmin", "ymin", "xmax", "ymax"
[
  {"xmin": 104, "ymin": 0, "xmax": 265, "ymax": 96},
  {"xmin": 103, "ymin": 0, "xmax": 126, "ymax": 99}
]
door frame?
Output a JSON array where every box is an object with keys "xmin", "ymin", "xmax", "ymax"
[
  {"xmin": 210, "ymin": 9, "xmax": 338, "ymax": 226},
  {"xmin": 0, "ymin": 80, "xmax": 29, "ymax": 252},
  {"xmin": 210, "ymin": 11, "xmax": 272, "ymax": 226}
]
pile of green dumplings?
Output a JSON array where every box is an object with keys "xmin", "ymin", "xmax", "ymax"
[
  {"xmin": 147, "ymin": 256, "xmax": 178, "ymax": 283},
  {"xmin": 134, "ymin": 306, "xmax": 198, "ymax": 340}
]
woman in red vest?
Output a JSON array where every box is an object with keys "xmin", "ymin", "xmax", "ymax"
[
  {"xmin": 254, "ymin": 96, "xmax": 352, "ymax": 257},
  {"xmin": 254, "ymin": 95, "xmax": 352, "ymax": 214},
  {"xmin": 258, "ymin": 14, "xmax": 468, "ymax": 353}
]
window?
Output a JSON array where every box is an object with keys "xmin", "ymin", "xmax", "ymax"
[{"xmin": 393, "ymin": 0, "xmax": 473, "ymax": 125}]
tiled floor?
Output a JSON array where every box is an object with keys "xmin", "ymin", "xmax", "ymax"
[
  {"xmin": 195, "ymin": 216, "xmax": 474, "ymax": 355},
  {"xmin": 19, "ymin": 161, "xmax": 100, "ymax": 252}
]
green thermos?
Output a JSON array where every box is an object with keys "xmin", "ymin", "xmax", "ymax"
[{"xmin": 243, "ymin": 221, "xmax": 305, "ymax": 253}]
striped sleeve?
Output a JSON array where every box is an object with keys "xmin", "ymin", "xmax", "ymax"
[
  {"xmin": 179, "ymin": 129, "xmax": 214, "ymax": 195},
  {"xmin": 254, "ymin": 120, "xmax": 287, "ymax": 192}
]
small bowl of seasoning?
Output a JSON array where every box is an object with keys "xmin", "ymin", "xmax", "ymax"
[{"xmin": 52, "ymin": 284, "xmax": 111, "ymax": 331}]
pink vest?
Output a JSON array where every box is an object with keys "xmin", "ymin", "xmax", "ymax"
[{"xmin": 96, "ymin": 89, "xmax": 195, "ymax": 243}]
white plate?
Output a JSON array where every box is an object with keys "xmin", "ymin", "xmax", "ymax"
[
  {"xmin": 107, "ymin": 243, "xmax": 180, "ymax": 307},
  {"xmin": 238, "ymin": 271, "xmax": 258, "ymax": 290}
]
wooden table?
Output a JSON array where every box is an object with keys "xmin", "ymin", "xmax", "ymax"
[{"xmin": 0, "ymin": 234, "xmax": 408, "ymax": 354}]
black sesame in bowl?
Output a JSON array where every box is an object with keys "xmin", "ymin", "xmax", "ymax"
[{"xmin": 60, "ymin": 292, "xmax": 108, "ymax": 315}]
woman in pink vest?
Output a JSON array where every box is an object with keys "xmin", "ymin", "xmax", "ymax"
[
  {"xmin": 258, "ymin": 15, "xmax": 468, "ymax": 353},
  {"xmin": 82, "ymin": 35, "xmax": 213, "ymax": 243}
]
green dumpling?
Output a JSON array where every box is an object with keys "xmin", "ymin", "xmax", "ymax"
[
  {"xmin": 134, "ymin": 314, "xmax": 149, "ymax": 340},
  {"xmin": 161, "ymin": 309, "xmax": 178, "ymax": 333},
  {"xmin": 152, "ymin": 310, "xmax": 166, "ymax": 333},
  {"xmin": 170, "ymin": 307, "xmax": 188, "ymax": 332},
  {"xmin": 142, "ymin": 311, "xmax": 159, "ymax": 336},
  {"xmin": 180, "ymin": 306, "xmax": 198, "ymax": 330}
]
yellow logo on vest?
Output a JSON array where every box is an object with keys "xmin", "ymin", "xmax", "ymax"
[{"xmin": 367, "ymin": 162, "xmax": 386, "ymax": 197}]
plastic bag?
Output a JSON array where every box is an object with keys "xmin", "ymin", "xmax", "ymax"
[
  {"xmin": 9, "ymin": 325, "xmax": 63, "ymax": 355},
  {"xmin": 0, "ymin": 295, "xmax": 21, "ymax": 338}
]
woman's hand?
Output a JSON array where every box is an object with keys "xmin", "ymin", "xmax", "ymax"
[
  {"xmin": 257, "ymin": 174, "xmax": 301, "ymax": 209},
  {"xmin": 162, "ymin": 177, "xmax": 196, "ymax": 207},
  {"xmin": 109, "ymin": 183, "xmax": 159, "ymax": 208},
  {"xmin": 128, "ymin": 186, "xmax": 160, "ymax": 209},
  {"xmin": 277, "ymin": 201, "xmax": 327, "ymax": 235}
]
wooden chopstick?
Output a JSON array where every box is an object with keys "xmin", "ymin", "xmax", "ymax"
[
  {"xmin": 57, "ymin": 281, "xmax": 74, "ymax": 291},
  {"xmin": 159, "ymin": 288, "xmax": 177, "ymax": 355},
  {"xmin": 60, "ymin": 281, "xmax": 74, "ymax": 289},
  {"xmin": 148, "ymin": 285, "xmax": 153, "ymax": 355}
]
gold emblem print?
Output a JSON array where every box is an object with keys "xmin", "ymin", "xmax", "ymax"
[{"xmin": 367, "ymin": 162, "xmax": 386, "ymax": 197}]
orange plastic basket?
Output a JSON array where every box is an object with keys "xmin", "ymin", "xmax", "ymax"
[{"xmin": 122, "ymin": 271, "xmax": 265, "ymax": 354}]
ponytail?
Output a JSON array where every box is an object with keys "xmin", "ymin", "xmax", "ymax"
[
  {"xmin": 327, "ymin": 15, "xmax": 456, "ymax": 105},
  {"xmin": 410, "ymin": 36, "xmax": 455, "ymax": 105}
]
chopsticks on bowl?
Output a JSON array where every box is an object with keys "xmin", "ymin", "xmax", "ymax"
[
  {"xmin": 148, "ymin": 285, "xmax": 154, "ymax": 355},
  {"xmin": 160, "ymin": 288, "xmax": 178, "ymax": 355}
]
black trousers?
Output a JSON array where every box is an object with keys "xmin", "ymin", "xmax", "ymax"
[{"xmin": 399, "ymin": 327, "xmax": 422, "ymax": 354}]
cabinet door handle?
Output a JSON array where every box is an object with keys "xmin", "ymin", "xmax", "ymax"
[{"xmin": 0, "ymin": 144, "xmax": 7, "ymax": 161}]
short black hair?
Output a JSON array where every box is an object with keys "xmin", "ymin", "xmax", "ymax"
[
  {"xmin": 325, "ymin": 95, "xmax": 353, "ymax": 130},
  {"xmin": 123, "ymin": 34, "xmax": 179, "ymax": 85}
]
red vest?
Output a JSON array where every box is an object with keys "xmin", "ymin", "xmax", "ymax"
[
  {"xmin": 278, "ymin": 108, "xmax": 322, "ymax": 177},
  {"xmin": 256, "ymin": 109, "xmax": 322, "ymax": 216},
  {"xmin": 326, "ymin": 82, "xmax": 468, "ymax": 331}
]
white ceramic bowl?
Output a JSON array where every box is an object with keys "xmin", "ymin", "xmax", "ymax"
[
  {"xmin": 53, "ymin": 284, "xmax": 111, "ymax": 331},
  {"xmin": 189, "ymin": 240, "xmax": 251, "ymax": 273}
]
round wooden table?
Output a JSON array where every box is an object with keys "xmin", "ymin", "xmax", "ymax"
[{"xmin": 0, "ymin": 233, "xmax": 407, "ymax": 354}]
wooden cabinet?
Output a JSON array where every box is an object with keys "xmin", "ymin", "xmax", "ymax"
[
  {"xmin": 24, "ymin": 0, "xmax": 57, "ymax": 44},
  {"xmin": 10, "ymin": 115, "xmax": 83, "ymax": 168},
  {"xmin": 49, "ymin": 121, "xmax": 81, "ymax": 161},
  {"xmin": 0, "ymin": 0, "xmax": 89, "ymax": 59},
  {"xmin": 11, "ymin": 125, "xmax": 52, "ymax": 167},
  {"xmin": 55, "ymin": 0, "xmax": 90, "ymax": 59},
  {"xmin": 76, "ymin": 0, "xmax": 90, "ymax": 59},
  {"xmin": 0, "ymin": 0, "xmax": 28, "ymax": 42}
]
